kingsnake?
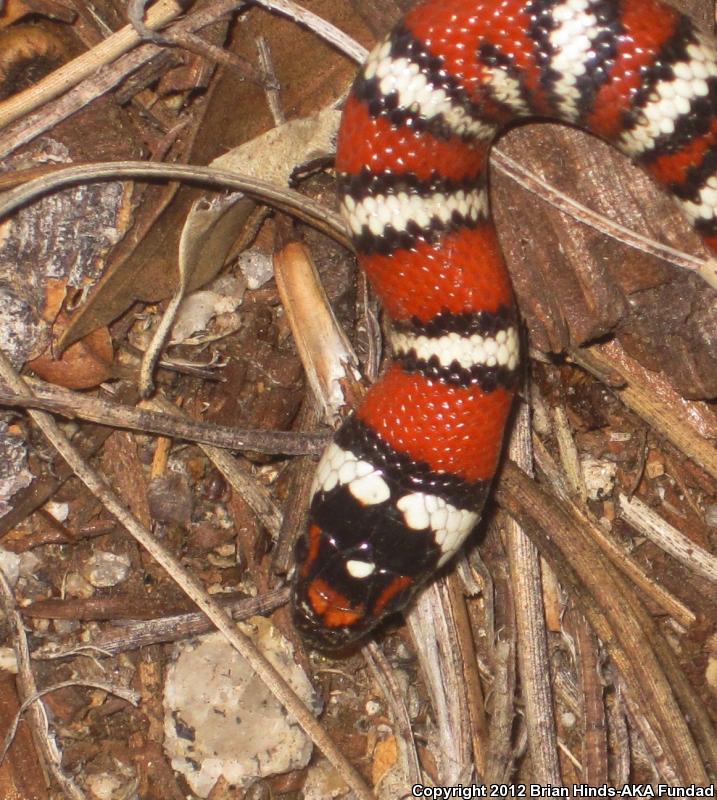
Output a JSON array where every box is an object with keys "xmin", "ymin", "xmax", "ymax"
[{"xmin": 291, "ymin": 0, "xmax": 717, "ymax": 648}]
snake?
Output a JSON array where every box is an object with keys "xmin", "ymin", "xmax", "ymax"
[{"xmin": 291, "ymin": 0, "xmax": 717, "ymax": 648}]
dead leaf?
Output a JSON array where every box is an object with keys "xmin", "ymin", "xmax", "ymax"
[
  {"xmin": 371, "ymin": 736, "xmax": 398, "ymax": 787},
  {"xmin": 29, "ymin": 316, "xmax": 114, "ymax": 389}
]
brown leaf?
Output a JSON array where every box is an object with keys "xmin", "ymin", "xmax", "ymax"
[
  {"xmin": 371, "ymin": 736, "xmax": 398, "ymax": 787},
  {"xmin": 28, "ymin": 315, "xmax": 114, "ymax": 389}
]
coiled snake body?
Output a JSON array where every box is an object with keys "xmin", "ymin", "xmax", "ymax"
[{"xmin": 291, "ymin": 0, "xmax": 717, "ymax": 648}]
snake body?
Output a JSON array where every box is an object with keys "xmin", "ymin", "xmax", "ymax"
[{"xmin": 291, "ymin": 0, "xmax": 717, "ymax": 648}]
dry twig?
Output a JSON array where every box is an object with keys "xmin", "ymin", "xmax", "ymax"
[
  {"xmin": 0, "ymin": 570, "xmax": 86, "ymax": 799},
  {"xmin": 505, "ymin": 403, "xmax": 561, "ymax": 784},
  {"xmin": 0, "ymin": 378, "xmax": 329, "ymax": 456}
]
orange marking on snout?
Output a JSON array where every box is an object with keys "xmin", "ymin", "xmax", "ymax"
[
  {"xmin": 307, "ymin": 578, "xmax": 366, "ymax": 628},
  {"xmin": 373, "ymin": 575, "xmax": 413, "ymax": 616}
]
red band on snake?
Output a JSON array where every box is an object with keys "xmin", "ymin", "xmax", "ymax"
[{"xmin": 291, "ymin": 0, "xmax": 717, "ymax": 648}]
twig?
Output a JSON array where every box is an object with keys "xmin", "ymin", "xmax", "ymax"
[
  {"xmin": 150, "ymin": 396, "xmax": 284, "ymax": 538},
  {"xmin": 0, "ymin": 569, "xmax": 86, "ymax": 799},
  {"xmin": 32, "ymin": 588, "xmax": 291, "ymax": 660},
  {"xmin": 495, "ymin": 460, "xmax": 716, "ymax": 784},
  {"xmin": 249, "ymin": 0, "xmax": 368, "ymax": 62},
  {"xmin": 532, "ymin": 436, "xmax": 696, "ymax": 629},
  {"xmin": 257, "ymin": 36, "xmax": 284, "ymax": 124},
  {"xmin": 445, "ymin": 571, "xmax": 489, "ymax": 778},
  {"xmin": 572, "ymin": 610, "xmax": 609, "ymax": 785},
  {"xmin": 621, "ymin": 680, "xmax": 680, "ymax": 784},
  {"xmin": 0, "ymin": 410, "xmax": 119, "ymax": 540},
  {"xmin": 571, "ymin": 341, "xmax": 717, "ymax": 482},
  {"xmin": 618, "ymin": 493, "xmax": 717, "ymax": 586},
  {"xmin": 484, "ymin": 639, "xmax": 516, "ymax": 785},
  {"xmin": 505, "ymin": 402, "xmax": 561, "ymax": 785},
  {"xmin": 552, "ymin": 405, "xmax": 588, "ymax": 503},
  {"xmin": 0, "ymin": 0, "xmax": 186, "ymax": 131},
  {"xmin": 271, "ymin": 397, "xmax": 323, "ymax": 576},
  {"xmin": 607, "ymin": 679, "xmax": 631, "ymax": 786},
  {"xmin": 406, "ymin": 581, "xmax": 473, "ymax": 785},
  {"xmin": 0, "ymin": 348, "xmax": 375, "ymax": 800},
  {"xmin": 0, "ymin": 377, "xmax": 330, "ymax": 456},
  {"xmin": 0, "ymin": 0, "xmax": 362, "ymax": 161},
  {"xmin": 129, "ymin": 0, "xmax": 268, "ymax": 83}
]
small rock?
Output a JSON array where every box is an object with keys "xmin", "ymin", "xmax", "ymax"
[
  {"xmin": 164, "ymin": 619, "xmax": 321, "ymax": 798},
  {"xmin": 365, "ymin": 700, "xmax": 381, "ymax": 716},
  {"xmin": 302, "ymin": 758, "xmax": 349, "ymax": 800},
  {"xmin": 561, "ymin": 711, "xmax": 577, "ymax": 729},
  {"xmin": 147, "ymin": 472, "xmax": 192, "ymax": 527},
  {"xmin": 238, "ymin": 248, "xmax": 274, "ymax": 289},
  {"xmin": 84, "ymin": 767, "xmax": 137, "ymax": 800},
  {"xmin": 0, "ymin": 647, "xmax": 18, "ymax": 673},
  {"xmin": 18, "ymin": 551, "xmax": 41, "ymax": 578},
  {"xmin": 43, "ymin": 500, "xmax": 69, "ymax": 522},
  {"xmin": 0, "ymin": 547, "xmax": 20, "ymax": 586},
  {"xmin": 580, "ymin": 456, "xmax": 617, "ymax": 501},
  {"xmin": 706, "ymin": 656, "xmax": 717, "ymax": 693},
  {"xmin": 64, "ymin": 572, "xmax": 94, "ymax": 599},
  {"xmin": 705, "ymin": 505, "xmax": 717, "ymax": 528},
  {"xmin": 0, "ymin": 425, "xmax": 32, "ymax": 517},
  {"xmin": 81, "ymin": 551, "xmax": 131, "ymax": 588},
  {"xmin": 646, "ymin": 459, "xmax": 665, "ymax": 479}
]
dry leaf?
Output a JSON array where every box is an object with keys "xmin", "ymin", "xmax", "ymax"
[
  {"xmin": 29, "ymin": 317, "xmax": 114, "ymax": 389},
  {"xmin": 371, "ymin": 736, "xmax": 398, "ymax": 787}
]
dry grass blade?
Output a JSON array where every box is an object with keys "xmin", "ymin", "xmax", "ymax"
[
  {"xmin": 505, "ymin": 403, "xmax": 561, "ymax": 784},
  {"xmin": 572, "ymin": 612, "xmax": 609, "ymax": 785},
  {"xmin": 445, "ymin": 570, "xmax": 489, "ymax": 778},
  {"xmin": 0, "ymin": 161, "xmax": 348, "ymax": 247},
  {"xmin": 406, "ymin": 582, "xmax": 473, "ymax": 784},
  {"xmin": 618, "ymin": 493, "xmax": 717, "ymax": 585},
  {"xmin": 0, "ymin": 349, "xmax": 375, "ymax": 800},
  {"xmin": 484, "ymin": 639, "xmax": 517, "ymax": 785}
]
